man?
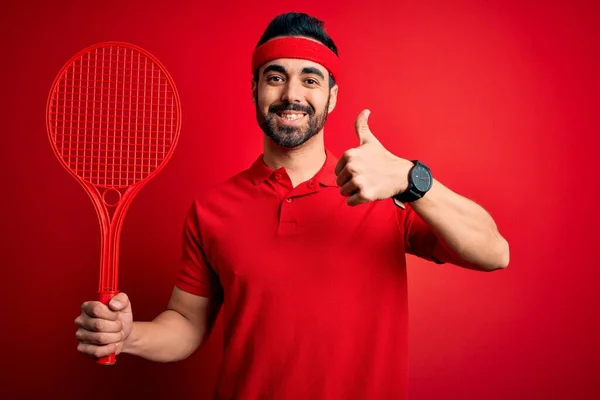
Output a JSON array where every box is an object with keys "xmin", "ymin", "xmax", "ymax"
[{"xmin": 75, "ymin": 12, "xmax": 509, "ymax": 400}]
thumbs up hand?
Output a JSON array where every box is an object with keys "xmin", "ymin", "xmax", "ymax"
[{"xmin": 334, "ymin": 109, "xmax": 414, "ymax": 206}]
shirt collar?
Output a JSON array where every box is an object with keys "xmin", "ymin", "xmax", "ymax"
[{"xmin": 248, "ymin": 148, "xmax": 339, "ymax": 187}]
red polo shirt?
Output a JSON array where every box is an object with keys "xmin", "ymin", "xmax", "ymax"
[{"xmin": 176, "ymin": 148, "xmax": 450, "ymax": 400}]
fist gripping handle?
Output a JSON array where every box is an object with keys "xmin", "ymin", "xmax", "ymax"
[{"xmin": 96, "ymin": 290, "xmax": 119, "ymax": 365}]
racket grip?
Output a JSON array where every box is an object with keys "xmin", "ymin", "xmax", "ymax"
[{"xmin": 96, "ymin": 290, "xmax": 119, "ymax": 366}]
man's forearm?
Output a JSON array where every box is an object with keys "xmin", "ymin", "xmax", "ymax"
[
  {"xmin": 122, "ymin": 310, "xmax": 205, "ymax": 362},
  {"xmin": 411, "ymin": 178, "xmax": 509, "ymax": 271}
]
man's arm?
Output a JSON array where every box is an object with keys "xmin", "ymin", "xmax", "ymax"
[
  {"xmin": 75, "ymin": 287, "xmax": 221, "ymax": 362},
  {"xmin": 122, "ymin": 287, "xmax": 221, "ymax": 362},
  {"xmin": 405, "ymin": 178, "xmax": 509, "ymax": 271},
  {"xmin": 335, "ymin": 109, "xmax": 509, "ymax": 272}
]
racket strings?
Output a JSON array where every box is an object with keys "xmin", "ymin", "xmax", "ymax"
[{"xmin": 49, "ymin": 46, "xmax": 178, "ymax": 188}]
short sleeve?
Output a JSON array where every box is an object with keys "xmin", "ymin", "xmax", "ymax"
[
  {"xmin": 175, "ymin": 201, "xmax": 222, "ymax": 298},
  {"xmin": 401, "ymin": 204, "xmax": 451, "ymax": 265}
]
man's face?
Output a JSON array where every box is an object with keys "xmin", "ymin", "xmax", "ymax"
[{"xmin": 253, "ymin": 58, "xmax": 338, "ymax": 148}]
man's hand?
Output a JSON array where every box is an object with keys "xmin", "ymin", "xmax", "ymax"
[
  {"xmin": 335, "ymin": 109, "xmax": 414, "ymax": 206},
  {"xmin": 74, "ymin": 293, "xmax": 134, "ymax": 359}
]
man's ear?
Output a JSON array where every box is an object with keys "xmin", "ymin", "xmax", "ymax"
[
  {"xmin": 251, "ymin": 79, "xmax": 257, "ymax": 106},
  {"xmin": 328, "ymin": 84, "xmax": 339, "ymax": 113}
]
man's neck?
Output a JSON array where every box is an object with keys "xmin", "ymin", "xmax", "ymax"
[{"xmin": 262, "ymin": 132, "xmax": 327, "ymax": 188}]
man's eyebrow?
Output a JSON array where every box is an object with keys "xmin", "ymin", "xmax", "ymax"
[
  {"xmin": 263, "ymin": 64, "xmax": 287, "ymax": 75},
  {"xmin": 301, "ymin": 67, "xmax": 325, "ymax": 79},
  {"xmin": 262, "ymin": 64, "xmax": 326, "ymax": 80}
]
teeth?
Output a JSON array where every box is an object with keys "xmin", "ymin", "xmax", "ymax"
[{"xmin": 283, "ymin": 114, "xmax": 304, "ymax": 121}]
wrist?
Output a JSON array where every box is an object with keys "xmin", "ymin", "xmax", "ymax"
[
  {"xmin": 410, "ymin": 177, "xmax": 439, "ymax": 209},
  {"xmin": 121, "ymin": 322, "xmax": 140, "ymax": 355}
]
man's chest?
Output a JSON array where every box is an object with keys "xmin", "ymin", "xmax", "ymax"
[{"xmin": 201, "ymin": 194, "xmax": 406, "ymax": 295}]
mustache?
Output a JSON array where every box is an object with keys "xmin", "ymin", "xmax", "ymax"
[{"xmin": 268, "ymin": 102, "xmax": 314, "ymax": 116}]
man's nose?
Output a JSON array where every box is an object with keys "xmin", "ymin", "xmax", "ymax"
[{"xmin": 281, "ymin": 79, "xmax": 303, "ymax": 103}]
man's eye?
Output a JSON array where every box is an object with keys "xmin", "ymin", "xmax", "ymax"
[
  {"xmin": 268, "ymin": 76, "xmax": 284, "ymax": 82},
  {"xmin": 305, "ymin": 79, "xmax": 318, "ymax": 85}
]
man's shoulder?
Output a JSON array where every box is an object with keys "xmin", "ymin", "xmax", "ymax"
[{"xmin": 190, "ymin": 162, "xmax": 255, "ymax": 209}]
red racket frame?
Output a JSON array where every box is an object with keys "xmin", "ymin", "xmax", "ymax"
[{"xmin": 46, "ymin": 42, "xmax": 182, "ymax": 365}]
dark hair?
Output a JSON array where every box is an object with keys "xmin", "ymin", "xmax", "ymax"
[{"xmin": 253, "ymin": 12, "xmax": 338, "ymax": 87}]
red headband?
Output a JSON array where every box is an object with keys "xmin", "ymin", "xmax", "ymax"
[{"xmin": 251, "ymin": 37, "xmax": 340, "ymax": 82}]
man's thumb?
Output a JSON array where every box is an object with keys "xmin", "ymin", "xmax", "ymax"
[
  {"xmin": 109, "ymin": 293, "xmax": 130, "ymax": 312},
  {"xmin": 355, "ymin": 109, "xmax": 373, "ymax": 145}
]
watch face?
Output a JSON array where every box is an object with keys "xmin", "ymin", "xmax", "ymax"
[{"xmin": 411, "ymin": 164, "xmax": 432, "ymax": 192}]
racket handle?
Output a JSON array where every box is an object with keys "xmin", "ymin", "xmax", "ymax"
[{"xmin": 96, "ymin": 290, "xmax": 119, "ymax": 366}]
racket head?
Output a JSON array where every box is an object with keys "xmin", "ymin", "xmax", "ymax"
[{"xmin": 46, "ymin": 41, "xmax": 182, "ymax": 194}]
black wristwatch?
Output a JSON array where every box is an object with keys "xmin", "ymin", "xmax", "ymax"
[{"xmin": 393, "ymin": 160, "xmax": 433, "ymax": 204}]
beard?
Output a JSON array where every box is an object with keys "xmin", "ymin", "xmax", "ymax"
[{"xmin": 256, "ymin": 96, "xmax": 330, "ymax": 148}]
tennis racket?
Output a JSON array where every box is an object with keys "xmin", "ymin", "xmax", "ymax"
[{"xmin": 46, "ymin": 42, "xmax": 182, "ymax": 365}]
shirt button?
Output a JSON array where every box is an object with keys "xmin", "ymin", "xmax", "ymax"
[
  {"xmin": 308, "ymin": 180, "xmax": 314, "ymax": 188},
  {"xmin": 286, "ymin": 198, "xmax": 292, "ymax": 203},
  {"xmin": 274, "ymin": 173, "xmax": 282, "ymax": 180}
]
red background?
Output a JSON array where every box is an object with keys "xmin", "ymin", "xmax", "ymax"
[{"xmin": 2, "ymin": 0, "xmax": 599, "ymax": 399}]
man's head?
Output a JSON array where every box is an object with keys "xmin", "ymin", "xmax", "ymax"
[{"xmin": 252, "ymin": 12, "xmax": 339, "ymax": 149}]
